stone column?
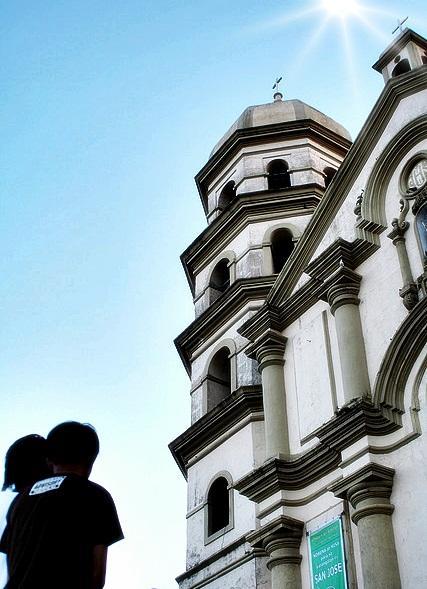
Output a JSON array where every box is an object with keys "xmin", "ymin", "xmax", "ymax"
[
  {"xmin": 387, "ymin": 218, "xmax": 418, "ymax": 310},
  {"xmin": 228, "ymin": 258, "xmax": 237, "ymax": 284},
  {"xmin": 247, "ymin": 330, "xmax": 289, "ymax": 458},
  {"xmin": 264, "ymin": 533, "xmax": 302, "ymax": 589},
  {"xmin": 248, "ymin": 516, "xmax": 304, "ymax": 589},
  {"xmin": 327, "ymin": 270, "xmax": 370, "ymax": 403},
  {"xmin": 262, "ymin": 242, "xmax": 274, "ymax": 275},
  {"xmin": 331, "ymin": 464, "xmax": 401, "ymax": 589}
]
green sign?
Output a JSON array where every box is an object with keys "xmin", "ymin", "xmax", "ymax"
[{"xmin": 308, "ymin": 518, "xmax": 348, "ymax": 589}]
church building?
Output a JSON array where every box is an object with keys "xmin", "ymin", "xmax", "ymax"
[{"xmin": 170, "ymin": 28, "xmax": 427, "ymax": 589}]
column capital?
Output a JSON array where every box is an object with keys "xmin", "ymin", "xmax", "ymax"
[
  {"xmin": 387, "ymin": 218, "xmax": 410, "ymax": 244},
  {"xmin": 399, "ymin": 282, "xmax": 419, "ymax": 310},
  {"xmin": 247, "ymin": 515, "xmax": 304, "ymax": 569},
  {"xmin": 326, "ymin": 267, "xmax": 362, "ymax": 314},
  {"xmin": 264, "ymin": 534, "xmax": 302, "ymax": 570},
  {"xmin": 329, "ymin": 463, "xmax": 395, "ymax": 525},
  {"xmin": 246, "ymin": 329, "xmax": 287, "ymax": 370}
]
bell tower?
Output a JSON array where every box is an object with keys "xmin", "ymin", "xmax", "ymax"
[
  {"xmin": 373, "ymin": 27, "xmax": 427, "ymax": 82},
  {"xmin": 169, "ymin": 92, "xmax": 352, "ymax": 588}
]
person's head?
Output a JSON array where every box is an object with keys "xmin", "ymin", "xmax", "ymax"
[
  {"xmin": 47, "ymin": 421, "xmax": 99, "ymax": 476},
  {"xmin": 3, "ymin": 434, "xmax": 50, "ymax": 493}
]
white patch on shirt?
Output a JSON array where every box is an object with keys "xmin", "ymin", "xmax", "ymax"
[{"xmin": 29, "ymin": 476, "xmax": 66, "ymax": 496}]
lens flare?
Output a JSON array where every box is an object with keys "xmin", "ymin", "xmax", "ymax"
[{"xmin": 322, "ymin": 0, "xmax": 360, "ymax": 17}]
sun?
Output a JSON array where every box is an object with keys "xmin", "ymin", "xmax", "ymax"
[{"xmin": 321, "ymin": 0, "xmax": 361, "ymax": 17}]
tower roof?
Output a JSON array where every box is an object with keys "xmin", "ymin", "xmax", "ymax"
[
  {"xmin": 210, "ymin": 99, "xmax": 352, "ymax": 157},
  {"xmin": 372, "ymin": 27, "xmax": 427, "ymax": 73}
]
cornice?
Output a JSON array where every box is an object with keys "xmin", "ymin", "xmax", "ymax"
[
  {"xmin": 181, "ymin": 184, "xmax": 322, "ymax": 295},
  {"xmin": 329, "ymin": 463, "xmax": 395, "ymax": 499},
  {"xmin": 246, "ymin": 329, "xmax": 287, "ymax": 366},
  {"xmin": 329, "ymin": 463, "xmax": 396, "ymax": 525},
  {"xmin": 234, "ymin": 398, "xmax": 398, "ymax": 503},
  {"xmin": 305, "ymin": 237, "xmax": 378, "ymax": 282},
  {"xmin": 324, "ymin": 267, "xmax": 362, "ymax": 314},
  {"xmin": 195, "ymin": 121, "xmax": 351, "ymax": 214},
  {"xmin": 314, "ymin": 398, "xmax": 400, "ymax": 449},
  {"xmin": 175, "ymin": 276, "xmax": 276, "ymax": 374},
  {"xmin": 246, "ymin": 515, "xmax": 304, "ymax": 549},
  {"xmin": 265, "ymin": 66, "xmax": 427, "ymax": 309},
  {"xmin": 169, "ymin": 386, "xmax": 263, "ymax": 479},
  {"xmin": 234, "ymin": 445, "xmax": 340, "ymax": 503},
  {"xmin": 238, "ymin": 302, "xmax": 282, "ymax": 343}
]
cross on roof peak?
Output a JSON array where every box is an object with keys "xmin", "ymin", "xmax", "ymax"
[{"xmin": 392, "ymin": 16, "xmax": 408, "ymax": 35}]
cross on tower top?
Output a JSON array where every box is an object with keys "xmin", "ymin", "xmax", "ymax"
[
  {"xmin": 272, "ymin": 76, "xmax": 283, "ymax": 102},
  {"xmin": 392, "ymin": 16, "xmax": 408, "ymax": 35}
]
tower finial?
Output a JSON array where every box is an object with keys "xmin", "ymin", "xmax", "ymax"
[
  {"xmin": 392, "ymin": 16, "xmax": 408, "ymax": 35},
  {"xmin": 272, "ymin": 76, "xmax": 283, "ymax": 102}
]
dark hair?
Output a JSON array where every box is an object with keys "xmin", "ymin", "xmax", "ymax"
[
  {"xmin": 47, "ymin": 422, "xmax": 99, "ymax": 467},
  {"xmin": 3, "ymin": 435, "xmax": 50, "ymax": 493}
]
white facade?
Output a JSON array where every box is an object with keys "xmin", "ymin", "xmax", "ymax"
[{"xmin": 170, "ymin": 28, "xmax": 427, "ymax": 589}]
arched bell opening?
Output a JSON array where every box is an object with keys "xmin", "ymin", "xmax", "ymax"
[
  {"xmin": 324, "ymin": 166, "xmax": 337, "ymax": 188},
  {"xmin": 206, "ymin": 347, "xmax": 232, "ymax": 411},
  {"xmin": 267, "ymin": 159, "xmax": 291, "ymax": 190},
  {"xmin": 218, "ymin": 181, "xmax": 236, "ymax": 211},
  {"xmin": 209, "ymin": 259, "xmax": 231, "ymax": 304},
  {"xmin": 271, "ymin": 228, "xmax": 295, "ymax": 273},
  {"xmin": 391, "ymin": 57, "xmax": 411, "ymax": 77}
]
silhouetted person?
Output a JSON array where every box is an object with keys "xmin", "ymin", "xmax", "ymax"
[
  {"xmin": 2, "ymin": 434, "xmax": 50, "ymax": 494},
  {"xmin": 0, "ymin": 421, "xmax": 123, "ymax": 589},
  {"xmin": 1, "ymin": 434, "xmax": 51, "ymax": 587}
]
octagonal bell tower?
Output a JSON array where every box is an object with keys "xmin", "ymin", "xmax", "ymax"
[{"xmin": 170, "ymin": 93, "xmax": 352, "ymax": 589}]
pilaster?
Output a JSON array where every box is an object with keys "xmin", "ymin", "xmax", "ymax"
[
  {"xmin": 330, "ymin": 463, "xmax": 401, "ymax": 589},
  {"xmin": 326, "ymin": 267, "xmax": 371, "ymax": 403},
  {"xmin": 247, "ymin": 516, "xmax": 304, "ymax": 589},
  {"xmin": 387, "ymin": 216, "xmax": 418, "ymax": 310},
  {"xmin": 247, "ymin": 329, "xmax": 289, "ymax": 458}
]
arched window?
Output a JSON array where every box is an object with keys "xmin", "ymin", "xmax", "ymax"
[
  {"xmin": 391, "ymin": 58, "xmax": 411, "ymax": 77},
  {"xmin": 209, "ymin": 259, "xmax": 230, "ymax": 304},
  {"xmin": 218, "ymin": 181, "xmax": 236, "ymax": 210},
  {"xmin": 324, "ymin": 166, "xmax": 337, "ymax": 188},
  {"xmin": 267, "ymin": 160, "xmax": 291, "ymax": 190},
  {"xmin": 207, "ymin": 477, "xmax": 230, "ymax": 536},
  {"xmin": 271, "ymin": 228, "xmax": 294, "ymax": 273},
  {"xmin": 206, "ymin": 347, "xmax": 231, "ymax": 411}
]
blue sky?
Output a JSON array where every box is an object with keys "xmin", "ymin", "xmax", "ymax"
[{"xmin": 0, "ymin": 1, "xmax": 426, "ymax": 587}]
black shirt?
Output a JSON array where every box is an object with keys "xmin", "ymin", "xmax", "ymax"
[{"xmin": 0, "ymin": 474, "xmax": 124, "ymax": 589}]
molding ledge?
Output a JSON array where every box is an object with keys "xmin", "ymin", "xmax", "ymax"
[
  {"xmin": 314, "ymin": 398, "xmax": 401, "ymax": 448},
  {"xmin": 195, "ymin": 121, "xmax": 350, "ymax": 216},
  {"xmin": 329, "ymin": 462, "xmax": 395, "ymax": 501},
  {"xmin": 305, "ymin": 237, "xmax": 378, "ymax": 282},
  {"xmin": 175, "ymin": 276, "xmax": 276, "ymax": 374},
  {"xmin": 246, "ymin": 515, "xmax": 304, "ymax": 549},
  {"xmin": 182, "ymin": 184, "xmax": 323, "ymax": 295},
  {"xmin": 234, "ymin": 398, "xmax": 398, "ymax": 503},
  {"xmin": 234, "ymin": 446, "xmax": 340, "ymax": 503},
  {"xmin": 169, "ymin": 386, "xmax": 263, "ymax": 479}
]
